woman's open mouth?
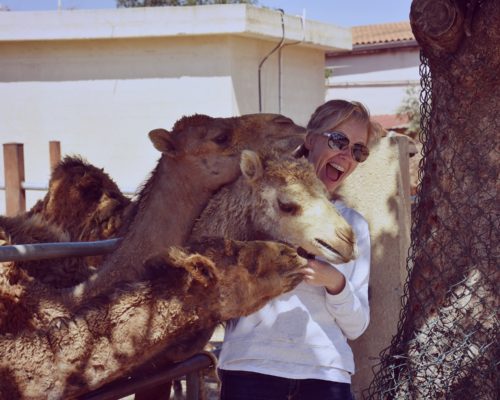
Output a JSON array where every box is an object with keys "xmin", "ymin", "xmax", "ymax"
[{"xmin": 326, "ymin": 162, "xmax": 345, "ymax": 182}]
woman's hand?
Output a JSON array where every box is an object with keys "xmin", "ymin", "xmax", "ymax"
[{"xmin": 303, "ymin": 259, "xmax": 346, "ymax": 295}]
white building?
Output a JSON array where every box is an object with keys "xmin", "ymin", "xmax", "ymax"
[
  {"xmin": 0, "ymin": 4, "xmax": 351, "ymax": 213},
  {"xmin": 326, "ymin": 22, "xmax": 419, "ymax": 129}
]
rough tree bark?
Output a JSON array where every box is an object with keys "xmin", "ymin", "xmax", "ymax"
[{"xmin": 367, "ymin": 0, "xmax": 499, "ymax": 398}]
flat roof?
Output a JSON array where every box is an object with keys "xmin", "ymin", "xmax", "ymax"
[{"xmin": 0, "ymin": 4, "xmax": 351, "ymax": 52}]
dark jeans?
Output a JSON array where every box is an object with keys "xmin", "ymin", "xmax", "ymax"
[{"xmin": 219, "ymin": 369, "xmax": 354, "ymax": 400}]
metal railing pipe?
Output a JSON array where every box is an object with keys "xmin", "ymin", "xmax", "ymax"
[
  {"xmin": 80, "ymin": 353, "xmax": 215, "ymax": 400},
  {"xmin": 0, "ymin": 238, "xmax": 122, "ymax": 262}
]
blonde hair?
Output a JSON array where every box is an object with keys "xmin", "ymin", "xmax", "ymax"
[{"xmin": 306, "ymin": 99, "xmax": 383, "ymax": 148}]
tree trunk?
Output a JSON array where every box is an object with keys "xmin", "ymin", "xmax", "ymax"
[{"xmin": 367, "ymin": 0, "xmax": 499, "ymax": 398}]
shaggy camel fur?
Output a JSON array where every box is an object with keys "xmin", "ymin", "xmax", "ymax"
[
  {"xmin": 0, "ymin": 214, "xmax": 99, "ymax": 289},
  {"xmin": 0, "ymin": 238, "xmax": 307, "ymax": 399},
  {"xmin": 27, "ymin": 156, "xmax": 131, "ymax": 243},
  {"xmin": 0, "ymin": 113, "xmax": 304, "ymax": 326},
  {"xmin": 27, "ymin": 156, "xmax": 132, "ymax": 270}
]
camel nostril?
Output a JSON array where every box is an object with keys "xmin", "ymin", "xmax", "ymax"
[{"xmin": 315, "ymin": 238, "xmax": 342, "ymax": 257}]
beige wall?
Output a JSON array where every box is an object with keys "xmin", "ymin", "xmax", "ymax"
[
  {"xmin": 0, "ymin": 34, "xmax": 326, "ymax": 214},
  {"xmin": 326, "ymin": 48, "xmax": 420, "ymax": 115},
  {"xmin": 338, "ymin": 136, "xmax": 411, "ymax": 397}
]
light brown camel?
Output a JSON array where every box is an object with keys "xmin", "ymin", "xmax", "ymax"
[
  {"xmin": 191, "ymin": 149, "xmax": 356, "ymax": 263},
  {"xmin": 0, "ymin": 150, "xmax": 355, "ymax": 399},
  {"xmin": 0, "ymin": 238, "xmax": 307, "ymax": 400},
  {"xmin": 131, "ymin": 149, "xmax": 357, "ymax": 398}
]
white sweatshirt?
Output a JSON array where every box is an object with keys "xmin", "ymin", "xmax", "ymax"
[{"xmin": 218, "ymin": 200, "xmax": 371, "ymax": 383}]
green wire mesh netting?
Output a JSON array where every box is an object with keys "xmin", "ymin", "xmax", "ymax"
[{"xmin": 364, "ymin": 42, "xmax": 499, "ymax": 400}]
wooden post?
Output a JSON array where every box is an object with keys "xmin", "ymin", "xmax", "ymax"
[
  {"xmin": 49, "ymin": 140, "xmax": 61, "ymax": 172},
  {"xmin": 3, "ymin": 143, "xmax": 25, "ymax": 216}
]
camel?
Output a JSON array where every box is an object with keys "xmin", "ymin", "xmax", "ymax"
[
  {"xmin": 27, "ymin": 156, "xmax": 131, "ymax": 244},
  {"xmin": 0, "ymin": 214, "xmax": 100, "ymax": 289},
  {"xmin": 0, "ymin": 111, "xmax": 304, "ymax": 396},
  {"xmin": 62, "ymin": 113, "xmax": 306, "ymax": 304},
  {"xmin": 0, "ymin": 150, "xmax": 355, "ymax": 399},
  {"xmin": 191, "ymin": 149, "xmax": 356, "ymax": 263},
  {"xmin": 0, "ymin": 237, "xmax": 308, "ymax": 399},
  {"xmin": 26, "ymin": 156, "xmax": 132, "ymax": 270}
]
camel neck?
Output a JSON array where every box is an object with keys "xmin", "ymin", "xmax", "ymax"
[
  {"xmin": 115, "ymin": 158, "xmax": 211, "ymax": 264},
  {"xmin": 190, "ymin": 178, "xmax": 253, "ymax": 242},
  {"xmin": 69, "ymin": 158, "xmax": 213, "ymax": 303}
]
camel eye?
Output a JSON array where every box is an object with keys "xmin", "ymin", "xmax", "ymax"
[
  {"xmin": 278, "ymin": 199, "xmax": 299, "ymax": 215},
  {"xmin": 212, "ymin": 130, "xmax": 231, "ymax": 145}
]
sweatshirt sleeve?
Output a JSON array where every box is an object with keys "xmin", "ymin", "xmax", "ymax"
[{"xmin": 324, "ymin": 214, "xmax": 371, "ymax": 340}]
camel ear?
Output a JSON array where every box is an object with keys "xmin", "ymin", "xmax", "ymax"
[
  {"xmin": 240, "ymin": 150, "xmax": 263, "ymax": 182},
  {"xmin": 149, "ymin": 128, "xmax": 176, "ymax": 156},
  {"xmin": 183, "ymin": 254, "xmax": 220, "ymax": 287}
]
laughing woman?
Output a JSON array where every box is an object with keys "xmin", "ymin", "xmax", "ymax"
[{"xmin": 217, "ymin": 100, "xmax": 383, "ymax": 400}]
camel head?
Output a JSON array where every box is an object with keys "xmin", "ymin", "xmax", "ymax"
[
  {"xmin": 178, "ymin": 238, "xmax": 308, "ymax": 321},
  {"xmin": 240, "ymin": 150, "xmax": 357, "ymax": 265},
  {"xmin": 231, "ymin": 113, "xmax": 306, "ymax": 154},
  {"xmin": 148, "ymin": 113, "xmax": 306, "ymax": 193}
]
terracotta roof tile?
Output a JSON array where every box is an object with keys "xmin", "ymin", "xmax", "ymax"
[
  {"xmin": 352, "ymin": 21, "xmax": 414, "ymax": 45},
  {"xmin": 372, "ymin": 114, "xmax": 409, "ymax": 129}
]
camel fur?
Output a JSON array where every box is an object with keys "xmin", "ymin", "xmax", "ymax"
[
  {"xmin": 0, "ymin": 112, "xmax": 305, "ymax": 330},
  {"xmin": 0, "ymin": 238, "xmax": 306, "ymax": 399}
]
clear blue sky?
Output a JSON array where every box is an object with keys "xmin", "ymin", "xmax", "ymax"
[{"xmin": 1, "ymin": 0, "xmax": 412, "ymax": 27}]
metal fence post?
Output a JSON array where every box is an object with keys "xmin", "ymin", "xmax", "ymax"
[
  {"xmin": 3, "ymin": 143, "xmax": 25, "ymax": 216},
  {"xmin": 186, "ymin": 371, "xmax": 201, "ymax": 400}
]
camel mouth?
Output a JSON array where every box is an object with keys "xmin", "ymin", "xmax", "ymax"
[{"xmin": 314, "ymin": 238, "xmax": 345, "ymax": 262}]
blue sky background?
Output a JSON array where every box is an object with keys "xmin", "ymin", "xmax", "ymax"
[{"xmin": 1, "ymin": 0, "xmax": 412, "ymax": 27}]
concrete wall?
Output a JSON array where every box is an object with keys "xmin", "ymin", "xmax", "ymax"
[
  {"xmin": 326, "ymin": 48, "xmax": 420, "ymax": 115},
  {"xmin": 338, "ymin": 136, "xmax": 412, "ymax": 397},
  {"xmin": 0, "ymin": 5, "xmax": 350, "ymax": 214}
]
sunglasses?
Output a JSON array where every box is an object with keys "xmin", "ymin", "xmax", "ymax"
[{"xmin": 320, "ymin": 131, "xmax": 369, "ymax": 163}]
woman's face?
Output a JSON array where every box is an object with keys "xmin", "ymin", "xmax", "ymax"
[{"xmin": 305, "ymin": 118, "xmax": 369, "ymax": 194}]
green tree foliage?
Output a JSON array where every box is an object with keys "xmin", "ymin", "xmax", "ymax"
[
  {"xmin": 397, "ymin": 86, "xmax": 422, "ymax": 137},
  {"xmin": 117, "ymin": 0, "xmax": 257, "ymax": 7}
]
